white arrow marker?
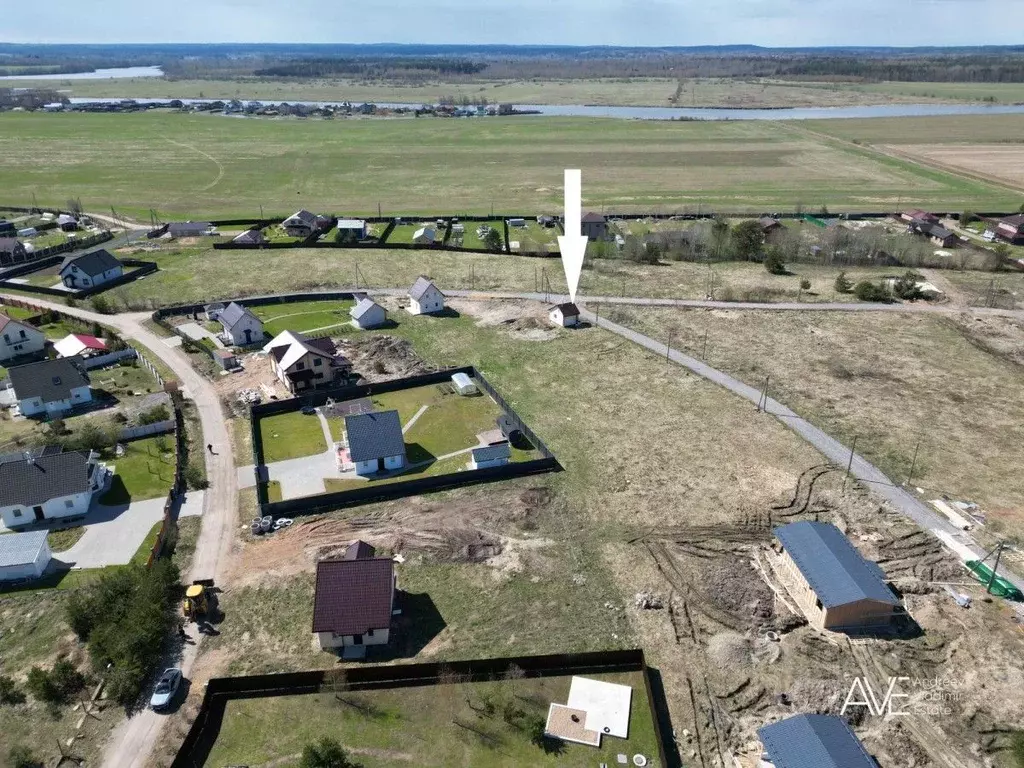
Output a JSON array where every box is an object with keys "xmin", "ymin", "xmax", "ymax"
[{"xmin": 557, "ymin": 168, "xmax": 588, "ymax": 304}]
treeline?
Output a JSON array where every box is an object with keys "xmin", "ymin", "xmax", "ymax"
[{"xmin": 253, "ymin": 57, "xmax": 487, "ymax": 78}]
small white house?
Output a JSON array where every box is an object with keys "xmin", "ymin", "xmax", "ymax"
[
  {"xmin": 412, "ymin": 227, "xmax": 436, "ymax": 245},
  {"xmin": 469, "ymin": 442, "xmax": 511, "ymax": 470},
  {"xmin": 59, "ymin": 249, "xmax": 124, "ymax": 290},
  {"xmin": 451, "ymin": 372, "xmax": 477, "ymax": 395},
  {"xmin": 0, "ymin": 449, "xmax": 110, "ymax": 529},
  {"xmin": 8, "ymin": 357, "xmax": 92, "ymax": 417},
  {"xmin": 313, "ymin": 544, "xmax": 396, "ymax": 653},
  {"xmin": 549, "ymin": 302, "xmax": 581, "ymax": 328},
  {"xmin": 0, "ymin": 313, "xmax": 46, "ymax": 363},
  {"xmin": 344, "ymin": 410, "xmax": 406, "ymax": 476},
  {"xmin": 350, "ymin": 298, "xmax": 388, "ymax": 330},
  {"xmin": 0, "ymin": 530, "xmax": 52, "ymax": 582},
  {"xmin": 218, "ymin": 302, "xmax": 264, "ymax": 347},
  {"xmin": 408, "ymin": 276, "xmax": 445, "ymax": 315},
  {"xmin": 507, "ymin": 217, "xmax": 526, "ymax": 228}
]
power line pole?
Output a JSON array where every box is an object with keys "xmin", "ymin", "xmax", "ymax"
[
  {"xmin": 843, "ymin": 436, "xmax": 858, "ymax": 492},
  {"xmin": 987, "ymin": 543, "xmax": 1005, "ymax": 595},
  {"xmin": 905, "ymin": 438, "xmax": 921, "ymax": 486},
  {"xmin": 702, "ymin": 330, "xmax": 708, "ymax": 360},
  {"xmin": 666, "ymin": 329, "xmax": 673, "ymax": 361}
]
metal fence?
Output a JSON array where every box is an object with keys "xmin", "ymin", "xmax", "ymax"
[{"xmin": 118, "ymin": 419, "xmax": 175, "ymax": 441}]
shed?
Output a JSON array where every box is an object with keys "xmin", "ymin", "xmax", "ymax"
[
  {"xmin": 0, "ymin": 530, "xmax": 52, "ymax": 582},
  {"xmin": 213, "ymin": 348, "xmax": 238, "ymax": 371},
  {"xmin": 451, "ymin": 372, "xmax": 477, "ymax": 395},
  {"xmin": 408, "ymin": 276, "xmax": 445, "ymax": 315},
  {"xmin": 470, "ymin": 442, "xmax": 511, "ymax": 470},
  {"xmin": 774, "ymin": 521, "xmax": 899, "ymax": 631},
  {"xmin": 413, "ymin": 227, "xmax": 436, "ymax": 245},
  {"xmin": 549, "ymin": 303, "xmax": 581, "ymax": 328},
  {"xmin": 507, "ymin": 217, "xmax": 526, "ymax": 228},
  {"xmin": 758, "ymin": 713, "xmax": 876, "ymax": 768}
]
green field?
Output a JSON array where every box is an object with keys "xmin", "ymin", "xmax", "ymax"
[
  {"xmin": 260, "ymin": 411, "xmax": 327, "ymax": 463},
  {"xmin": 205, "ymin": 672, "xmax": 661, "ymax": 768},
  {"xmin": 0, "ymin": 111, "xmax": 1018, "ymax": 220},
  {"xmin": 250, "ymin": 299, "xmax": 356, "ymax": 336},
  {"xmin": 802, "ymin": 113, "xmax": 1024, "ymax": 145}
]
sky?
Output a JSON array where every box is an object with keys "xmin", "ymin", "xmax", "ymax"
[{"xmin": 3, "ymin": 0, "xmax": 1021, "ymax": 47}]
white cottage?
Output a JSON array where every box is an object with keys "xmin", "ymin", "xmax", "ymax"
[
  {"xmin": 408, "ymin": 277, "xmax": 445, "ymax": 315},
  {"xmin": 0, "ymin": 448, "xmax": 110, "ymax": 528},
  {"xmin": 59, "ymin": 249, "xmax": 124, "ymax": 290},
  {"xmin": 0, "ymin": 312, "xmax": 46, "ymax": 363},
  {"xmin": 349, "ymin": 298, "xmax": 388, "ymax": 330},
  {"xmin": 8, "ymin": 357, "xmax": 92, "ymax": 417},
  {"xmin": 313, "ymin": 542, "xmax": 396, "ymax": 654},
  {"xmin": 218, "ymin": 302, "xmax": 264, "ymax": 347},
  {"xmin": 344, "ymin": 410, "xmax": 406, "ymax": 476},
  {"xmin": 549, "ymin": 302, "xmax": 581, "ymax": 327}
]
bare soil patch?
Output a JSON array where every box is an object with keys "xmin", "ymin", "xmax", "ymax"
[
  {"xmin": 885, "ymin": 143, "xmax": 1024, "ymax": 189},
  {"xmin": 338, "ymin": 333, "xmax": 436, "ymax": 382}
]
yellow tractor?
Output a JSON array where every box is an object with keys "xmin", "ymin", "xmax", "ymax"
[{"xmin": 182, "ymin": 579, "xmax": 214, "ymax": 622}]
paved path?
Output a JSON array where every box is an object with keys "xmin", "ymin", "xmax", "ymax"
[
  {"xmin": 55, "ymin": 491, "xmax": 205, "ymax": 569},
  {"xmin": 177, "ymin": 321, "xmax": 225, "ymax": 348},
  {"xmin": 0, "ymin": 293, "xmax": 238, "ymax": 768},
  {"xmin": 402, "ymin": 405, "xmax": 429, "ymax": 434},
  {"xmin": 578, "ymin": 305, "xmax": 1024, "ymax": 595}
]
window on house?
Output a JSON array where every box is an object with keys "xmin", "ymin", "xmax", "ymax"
[
  {"xmin": 65, "ymin": 499, "xmax": 74, "ymax": 508},
  {"xmin": 815, "ymin": 598, "xmax": 823, "ymax": 611},
  {"xmin": 12, "ymin": 509, "xmax": 22, "ymax": 517},
  {"xmin": 366, "ymin": 628, "xmax": 374, "ymax": 637},
  {"xmin": 313, "ymin": 358, "xmax": 322, "ymax": 367},
  {"xmin": 2, "ymin": 334, "xmax": 8, "ymax": 343},
  {"xmin": 296, "ymin": 362, "xmax": 304, "ymax": 370},
  {"xmin": 19, "ymin": 330, "xmax": 26, "ymax": 339}
]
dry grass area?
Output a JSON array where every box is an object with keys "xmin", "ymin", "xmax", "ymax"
[
  {"xmin": 883, "ymin": 144, "xmax": 1024, "ymax": 189},
  {"xmin": 609, "ymin": 306, "xmax": 1024, "ymax": 541}
]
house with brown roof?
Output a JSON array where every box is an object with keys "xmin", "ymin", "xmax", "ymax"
[
  {"xmin": 900, "ymin": 209, "xmax": 940, "ymax": 225},
  {"xmin": 0, "ymin": 237, "xmax": 29, "ymax": 266},
  {"xmin": 549, "ymin": 302, "xmax": 580, "ymax": 327},
  {"xmin": 262, "ymin": 330, "xmax": 351, "ymax": 393},
  {"xmin": 996, "ymin": 214, "xmax": 1024, "ymax": 244},
  {"xmin": 312, "ymin": 542, "xmax": 396, "ymax": 655},
  {"xmin": 581, "ymin": 212, "xmax": 607, "ymax": 241}
]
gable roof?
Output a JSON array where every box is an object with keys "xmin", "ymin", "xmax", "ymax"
[
  {"xmin": 999, "ymin": 214, "xmax": 1024, "ymax": 229},
  {"xmin": 0, "ymin": 530, "xmax": 50, "ymax": 568},
  {"xmin": 284, "ymin": 209, "xmax": 317, "ymax": 225},
  {"xmin": 0, "ymin": 312, "xmax": 38, "ymax": 337},
  {"xmin": 262, "ymin": 329, "xmax": 336, "ymax": 371},
  {"xmin": 219, "ymin": 302, "xmax": 260, "ymax": 331},
  {"xmin": 0, "ymin": 237, "xmax": 26, "ymax": 253},
  {"xmin": 344, "ymin": 540, "xmax": 376, "ymax": 560},
  {"xmin": 345, "ymin": 410, "xmax": 405, "ymax": 462},
  {"xmin": 312, "ymin": 557, "xmax": 395, "ymax": 634},
  {"xmin": 552, "ymin": 302, "xmax": 580, "ymax": 317},
  {"xmin": 758, "ymin": 714, "xmax": 876, "ymax": 768},
  {"xmin": 774, "ymin": 521, "xmax": 898, "ymax": 609},
  {"xmin": 60, "ymin": 249, "xmax": 122, "ymax": 277},
  {"xmin": 7, "ymin": 357, "xmax": 90, "ymax": 403},
  {"xmin": 0, "ymin": 449, "xmax": 95, "ymax": 507},
  {"xmin": 232, "ymin": 229, "xmax": 265, "ymax": 244},
  {"xmin": 167, "ymin": 221, "xmax": 212, "ymax": 235},
  {"xmin": 413, "ymin": 227, "xmax": 436, "ymax": 241},
  {"xmin": 409, "ymin": 276, "xmax": 442, "ymax": 301},
  {"xmin": 581, "ymin": 212, "xmax": 606, "ymax": 224},
  {"xmin": 759, "ymin": 217, "xmax": 783, "ymax": 229},
  {"xmin": 57, "ymin": 213, "xmax": 78, "ymax": 225},
  {"xmin": 53, "ymin": 333, "xmax": 105, "ymax": 358},
  {"xmin": 472, "ymin": 443, "xmax": 511, "ymax": 463},
  {"xmin": 350, "ymin": 297, "xmax": 384, "ymax": 320}
]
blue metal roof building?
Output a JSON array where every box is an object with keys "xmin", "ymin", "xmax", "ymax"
[
  {"xmin": 774, "ymin": 521, "xmax": 898, "ymax": 630},
  {"xmin": 758, "ymin": 714, "xmax": 877, "ymax": 768}
]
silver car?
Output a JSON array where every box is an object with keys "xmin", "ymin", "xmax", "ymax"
[{"xmin": 150, "ymin": 667, "xmax": 182, "ymax": 711}]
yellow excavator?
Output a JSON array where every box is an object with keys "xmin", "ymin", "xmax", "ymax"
[{"xmin": 182, "ymin": 579, "xmax": 214, "ymax": 622}]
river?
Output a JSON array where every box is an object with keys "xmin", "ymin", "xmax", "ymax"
[
  {"xmin": 62, "ymin": 96, "xmax": 1024, "ymax": 121},
  {"xmin": 0, "ymin": 66, "xmax": 164, "ymax": 81}
]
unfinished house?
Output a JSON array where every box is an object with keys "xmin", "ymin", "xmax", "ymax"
[
  {"xmin": 773, "ymin": 521, "xmax": 899, "ymax": 632},
  {"xmin": 757, "ymin": 713, "xmax": 877, "ymax": 768}
]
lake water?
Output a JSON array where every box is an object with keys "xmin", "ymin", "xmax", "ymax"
[
  {"xmin": 0, "ymin": 66, "xmax": 164, "ymax": 81},
  {"xmin": 64, "ymin": 96, "xmax": 1024, "ymax": 121}
]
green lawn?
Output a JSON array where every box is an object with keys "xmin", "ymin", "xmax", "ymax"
[
  {"xmin": 46, "ymin": 526, "xmax": 85, "ymax": 552},
  {"xmin": 205, "ymin": 672, "xmax": 661, "ymax": 768},
  {"xmin": 457, "ymin": 220, "xmax": 506, "ymax": 251},
  {"xmin": 99, "ymin": 436, "xmax": 175, "ymax": 504},
  {"xmin": 510, "ymin": 221, "xmax": 558, "ymax": 253},
  {"xmin": 386, "ymin": 222, "xmax": 440, "ymax": 245},
  {"xmin": 1, "ymin": 111, "xmax": 1019, "ymax": 219},
  {"xmin": 260, "ymin": 411, "xmax": 327, "ymax": 463},
  {"xmin": 251, "ymin": 299, "xmax": 356, "ymax": 337}
]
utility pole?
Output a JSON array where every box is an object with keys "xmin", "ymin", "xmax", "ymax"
[
  {"xmin": 843, "ymin": 436, "xmax": 859, "ymax": 492},
  {"xmin": 354, "ymin": 262, "xmax": 359, "ymax": 290},
  {"xmin": 987, "ymin": 543, "xmax": 1005, "ymax": 595},
  {"xmin": 378, "ymin": 202, "xmax": 382, "ymax": 219},
  {"xmin": 666, "ymin": 329, "xmax": 673, "ymax": 361},
  {"xmin": 702, "ymin": 330, "xmax": 708, "ymax": 360},
  {"xmin": 905, "ymin": 438, "xmax": 921, "ymax": 486}
]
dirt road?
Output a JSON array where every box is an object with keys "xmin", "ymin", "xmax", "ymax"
[{"xmin": 0, "ymin": 295, "xmax": 238, "ymax": 768}]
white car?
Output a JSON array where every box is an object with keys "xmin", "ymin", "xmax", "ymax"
[{"xmin": 150, "ymin": 667, "xmax": 182, "ymax": 711}]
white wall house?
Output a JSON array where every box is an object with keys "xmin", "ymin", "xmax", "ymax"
[
  {"xmin": 0, "ymin": 530, "xmax": 52, "ymax": 582},
  {"xmin": 59, "ymin": 249, "xmax": 124, "ymax": 290},
  {"xmin": 313, "ymin": 545, "xmax": 396, "ymax": 653},
  {"xmin": 350, "ymin": 298, "xmax": 388, "ymax": 330},
  {"xmin": 218, "ymin": 302, "xmax": 264, "ymax": 347},
  {"xmin": 8, "ymin": 357, "xmax": 92, "ymax": 418},
  {"xmin": 549, "ymin": 302, "xmax": 581, "ymax": 327},
  {"xmin": 262, "ymin": 330, "xmax": 350, "ymax": 393},
  {"xmin": 412, "ymin": 227, "xmax": 436, "ymax": 245},
  {"xmin": 408, "ymin": 276, "xmax": 445, "ymax": 315},
  {"xmin": 344, "ymin": 410, "xmax": 407, "ymax": 477},
  {"xmin": 0, "ymin": 449, "xmax": 110, "ymax": 529},
  {"xmin": 0, "ymin": 313, "xmax": 46, "ymax": 362}
]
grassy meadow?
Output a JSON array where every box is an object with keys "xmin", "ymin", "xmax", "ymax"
[{"xmin": 0, "ymin": 111, "xmax": 1018, "ymax": 220}]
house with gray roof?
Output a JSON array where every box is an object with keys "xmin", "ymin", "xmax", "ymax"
[
  {"xmin": 581, "ymin": 212, "xmax": 607, "ymax": 241},
  {"xmin": 0, "ymin": 312, "xmax": 46, "ymax": 363},
  {"xmin": 408, "ymin": 276, "xmax": 445, "ymax": 315},
  {"xmin": 757, "ymin": 713, "xmax": 877, "ymax": 768},
  {"xmin": 8, "ymin": 357, "xmax": 92, "ymax": 417},
  {"xmin": 282, "ymin": 209, "xmax": 321, "ymax": 238},
  {"xmin": 343, "ymin": 410, "xmax": 406, "ymax": 476},
  {"xmin": 166, "ymin": 221, "xmax": 216, "ymax": 238},
  {"xmin": 0, "ymin": 448, "xmax": 110, "ymax": 529},
  {"xmin": 218, "ymin": 301, "xmax": 264, "ymax": 347},
  {"xmin": 232, "ymin": 228, "xmax": 267, "ymax": 246},
  {"xmin": 59, "ymin": 249, "xmax": 123, "ymax": 290},
  {"xmin": 469, "ymin": 442, "xmax": 511, "ymax": 470},
  {"xmin": 0, "ymin": 237, "xmax": 28, "ymax": 266},
  {"xmin": 0, "ymin": 529, "xmax": 52, "ymax": 582},
  {"xmin": 350, "ymin": 297, "xmax": 387, "ymax": 329},
  {"xmin": 774, "ymin": 521, "xmax": 899, "ymax": 631}
]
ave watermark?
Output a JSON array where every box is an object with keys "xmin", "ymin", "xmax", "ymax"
[{"xmin": 841, "ymin": 676, "xmax": 962, "ymax": 718}]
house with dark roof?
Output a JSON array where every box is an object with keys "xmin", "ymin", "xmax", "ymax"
[
  {"xmin": 312, "ymin": 543, "xmax": 396, "ymax": 654},
  {"xmin": 232, "ymin": 228, "xmax": 267, "ymax": 246},
  {"xmin": 166, "ymin": 221, "xmax": 215, "ymax": 238},
  {"xmin": 757, "ymin": 714, "xmax": 877, "ymax": 768},
  {"xmin": 774, "ymin": 521, "xmax": 900, "ymax": 631},
  {"xmin": 0, "ymin": 312, "xmax": 46, "ymax": 363},
  {"xmin": 218, "ymin": 302, "xmax": 264, "ymax": 347},
  {"xmin": 344, "ymin": 410, "xmax": 406, "ymax": 476},
  {"xmin": 996, "ymin": 214, "xmax": 1024, "ymax": 244},
  {"xmin": 282, "ymin": 209, "xmax": 320, "ymax": 238},
  {"xmin": 59, "ymin": 249, "xmax": 124, "ymax": 290},
  {"xmin": 0, "ymin": 448, "xmax": 110, "ymax": 528},
  {"xmin": 900, "ymin": 209, "xmax": 940, "ymax": 226},
  {"xmin": 581, "ymin": 212, "xmax": 607, "ymax": 241},
  {"xmin": 408, "ymin": 276, "xmax": 445, "ymax": 315},
  {"xmin": 0, "ymin": 237, "xmax": 29, "ymax": 266},
  {"xmin": 8, "ymin": 357, "xmax": 92, "ymax": 417},
  {"xmin": 350, "ymin": 297, "xmax": 387, "ymax": 330},
  {"xmin": 0, "ymin": 529, "xmax": 52, "ymax": 582},
  {"xmin": 908, "ymin": 219, "xmax": 958, "ymax": 248},
  {"xmin": 549, "ymin": 302, "xmax": 580, "ymax": 328},
  {"xmin": 469, "ymin": 442, "xmax": 511, "ymax": 470},
  {"xmin": 261, "ymin": 329, "xmax": 351, "ymax": 393},
  {"xmin": 57, "ymin": 213, "xmax": 79, "ymax": 232}
]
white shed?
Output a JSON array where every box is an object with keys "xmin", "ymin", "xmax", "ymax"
[
  {"xmin": 451, "ymin": 372, "xmax": 477, "ymax": 395},
  {"xmin": 549, "ymin": 302, "xmax": 581, "ymax": 328},
  {"xmin": 0, "ymin": 530, "xmax": 51, "ymax": 582},
  {"xmin": 413, "ymin": 227, "xmax": 436, "ymax": 245}
]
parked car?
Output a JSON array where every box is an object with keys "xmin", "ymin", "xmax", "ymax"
[
  {"xmin": 150, "ymin": 668, "xmax": 182, "ymax": 710},
  {"xmin": 301, "ymin": 405, "xmax": 317, "ymax": 415}
]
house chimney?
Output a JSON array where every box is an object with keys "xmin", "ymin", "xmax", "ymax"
[{"xmin": 24, "ymin": 450, "xmax": 34, "ymax": 466}]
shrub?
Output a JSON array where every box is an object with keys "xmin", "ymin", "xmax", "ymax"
[
  {"xmin": 731, "ymin": 220, "xmax": 764, "ymax": 261},
  {"xmin": 89, "ymin": 295, "xmax": 113, "ymax": 314},
  {"xmin": 0, "ymin": 674, "xmax": 25, "ymax": 705},
  {"xmin": 26, "ymin": 667, "xmax": 60, "ymax": 704},
  {"xmin": 300, "ymin": 737, "xmax": 362, "ymax": 768},
  {"xmin": 853, "ymin": 281, "xmax": 891, "ymax": 302},
  {"xmin": 799, "ymin": 278, "xmax": 811, "ymax": 290},
  {"xmin": 185, "ymin": 463, "xmax": 208, "ymax": 490},
  {"xmin": 25, "ymin": 659, "xmax": 88, "ymax": 704},
  {"xmin": 763, "ymin": 250, "xmax": 787, "ymax": 275},
  {"xmin": 138, "ymin": 404, "xmax": 171, "ymax": 426},
  {"xmin": 892, "ymin": 270, "xmax": 924, "ymax": 301},
  {"xmin": 7, "ymin": 745, "xmax": 41, "ymax": 768},
  {"xmin": 960, "ymin": 210, "xmax": 976, "ymax": 226},
  {"xmin": 834, "ymin": 271, "xmax": 853, "ymax": 293},
  {"xmin": 483, "ymin": 228, "xmax": 504, "ymax": 252}
]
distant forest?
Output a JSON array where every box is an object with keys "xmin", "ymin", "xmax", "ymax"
[{"xmin": 3, "ymin": 43, "xmax": 1024, "ymax": 83}]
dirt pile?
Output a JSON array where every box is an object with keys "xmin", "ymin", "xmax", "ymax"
[{"xmin": 340, "ymin": 334, "xmax": 436, "ymax": 381}]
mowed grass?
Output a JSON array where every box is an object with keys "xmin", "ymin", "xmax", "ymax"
[
  {"xmin": 100, "ymin": 436, "xmax": 176, "ymax": 504},
  {"xmin": 205, "ymin": 672, "xmax": 661, "ymax": 768},
  {"xmin": 250, "ymin": 299, "xmax": 356, "ymax": 336},
  {"xmin": 609, "ymin": 306, "xmax": 1024, "ymax": 539},
  {"xmin": 803, "ymin": 113, "xmax": 1024, "ymax": 145},
  {"xmin": 260, "ymin": 411, "xmax": 327, "ymax": 463},
  {"xmin": 0, "ymin": 111, "xmax": 1017, "ymax": 218}
]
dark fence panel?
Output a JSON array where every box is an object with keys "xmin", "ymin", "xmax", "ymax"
[
  {"xmin": 0, "ymin": 256, "xmax": 156, "ymax": 298},
  {"xmin": 170, "ymin": 650, "xmax": 664, "ymax": 768},
  {"xmin": 211, "ymin": 238, "xmax": 556, "ymax": 257}
]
